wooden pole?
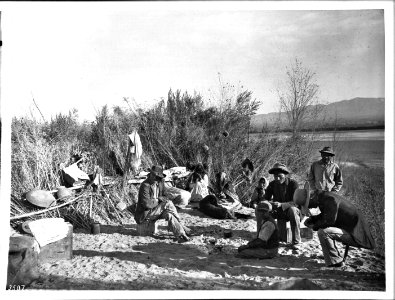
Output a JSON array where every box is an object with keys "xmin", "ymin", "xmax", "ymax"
[{"xmin": 89, "ymin": 194, "xmax": 93, "ymax": 219}]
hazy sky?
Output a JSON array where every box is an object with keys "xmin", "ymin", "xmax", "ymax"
[{"xmin": 2, "ymin": 2, "xmax": 387, "ymax": 121}]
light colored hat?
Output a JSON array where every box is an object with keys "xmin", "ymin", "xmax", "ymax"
[
  {"xmin": 293, "ymin": 182, "xmax": 310, "ymax": 215},
  {"xmin": 256, "ymin": 201, "xmax": 272, "ymax": 212},
  {"xmin": 268, "ymin": 163, "xmax": 290, "ymax": 175}
]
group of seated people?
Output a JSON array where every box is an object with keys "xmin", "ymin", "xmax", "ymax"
[{"xmin": 134, "ymin": 146, "xmax": 376, "ymax": 268}]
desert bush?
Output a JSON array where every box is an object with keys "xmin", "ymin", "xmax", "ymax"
[
  {"xmin": 90, "ymin": 105, "xmax": 141, "ymax": 176},
  {"xmin": 10, "ymin": 82, "xmax": 318, "ymax": 228},
  {"xmin": 11, "ymin": 117, "xmax": 67, "ymax": 198},
  {"xmin": 138, "ymin": 86, "xmax": 315, "ymax": 203},
  {"xmin": 342, "ymin": 166, "xmax": 385, "ymax": 256}
]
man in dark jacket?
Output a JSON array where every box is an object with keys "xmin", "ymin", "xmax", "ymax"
[
  {"xmin": 237, "ymin": 201, "xmax": 279, "ymax": 258},
  {"xmin": 265, "ymin": 163, "xmax": 301, "ymax": 247},
  {"xmin": 300, "ymin": 189, "xmax": 375, "ymax": 267},
  {"xmin": 134, "ymin": 165, "xmax": 190, "ymax": 243}
]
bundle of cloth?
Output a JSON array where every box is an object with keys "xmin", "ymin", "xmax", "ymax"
[{"xmin": 199, "ymin": 171, "xmax": 244, "ymax": 219}]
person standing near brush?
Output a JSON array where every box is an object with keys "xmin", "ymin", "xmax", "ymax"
[
  {"xmin": 308, "ymin": 146, "xmax": 343, "ymax": 194},
  {"xmin": 134, "ymin": 165, "xmax": 190, "ymax": 243}
]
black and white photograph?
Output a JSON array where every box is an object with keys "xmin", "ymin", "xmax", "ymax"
[{"xmin": 1, "ymin": 1, "xmax": 394, "ymax": 299}]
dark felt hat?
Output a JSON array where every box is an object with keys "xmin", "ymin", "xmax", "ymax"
[
  {"xmin": 319, "ymin": 146, "xmax": 335, "ymax": 156},
  {"xmin": 148, "ymin": 165, "xmax": 165, "ymax": 178},
  {"xmin": 268, "ymin": 163, "xmax": 290, "ymax": 175}
]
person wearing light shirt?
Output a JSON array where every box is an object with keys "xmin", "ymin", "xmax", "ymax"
[{"xmin": 308, "ymin": 146, "xmax": 343, "ymax": 193}]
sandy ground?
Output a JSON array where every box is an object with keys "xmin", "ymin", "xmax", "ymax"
[{"xmin": 28, "ymin": 206, "xmax": 385, "ymax": 291}]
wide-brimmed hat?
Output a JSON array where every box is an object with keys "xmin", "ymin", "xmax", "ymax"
[
  {"xmin": 293, "ymin": 182, "xmax": 310, "ymax": 215},
  {"xmin": 319, "ymin": 146, "xmax": 335, "ymax": 156},
  {"xmin": 148, "ymin": 165, "xmax": 165, "ymax": 178},
  {"xmin": 256, "ymin": 201, "xmax": 272, "ymax": 212},
  {"xmin": 268, "ymin": 163, "xmax": 290, "ymax": 175}
]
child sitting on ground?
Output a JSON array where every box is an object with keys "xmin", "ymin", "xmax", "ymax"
[{"xmin": 236, "ymin": 201, "xmax": 279, "ymax": 259}]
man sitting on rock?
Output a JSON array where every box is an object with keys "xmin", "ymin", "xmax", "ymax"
[
  {"xmin": 134, "ymin": 165, "xmax": 190, "ymax": 243},
  {"xmin": 298, "ymin": 186, "xmax": 376, "ymax": 267},
  {"xmin": 264, "ymin": 163, "xmax": 301, "ymax": 248},
  {"xmin": 236, "ymin": 201, "xmax": 279, "ymax": 259}
]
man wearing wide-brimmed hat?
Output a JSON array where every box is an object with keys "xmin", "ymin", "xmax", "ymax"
[
  {"xmin": 264, "ymin": 163, "xmax": 302, "ymax": 247},
  {"xmin": 308, "ymin": 146, "xmax": 343, "ymax": 193},
  {"xmin": 236, "ymin": 201, "xmax": 279, "ymax": 259},
  {"xmin": 134, "ymin": 165, "xmax": 190, "ymax": 243},
  {"xmin": 298, "ymin": 188, "xmax": 375, "ymax": 268}
]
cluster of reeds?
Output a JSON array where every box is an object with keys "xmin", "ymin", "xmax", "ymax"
[
  {"xmin": 10, "ymin": 85, "xmax": 317, "ymax": 229},
  {"xmin": 342, "ymin": 166, "xmax": 385, "ymax": 256},
  {"xmin": 11, "ymin": 117, "xmax": 70, "ymax": 199}
]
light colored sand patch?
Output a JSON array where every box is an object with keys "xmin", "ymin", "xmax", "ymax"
[{"xmin": 29, "ymin": 209, "xmax": 385, "ymax": 291}]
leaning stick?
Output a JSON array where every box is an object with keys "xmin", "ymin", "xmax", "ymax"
[
  {"xmin": 10, "ymin": 192, "xmax": 88, "ymax": 220},
  {"xmin": 89, "ymin": 194, "xmax": 93, "ymax": 219},
  {"xmin": 102, "ymin": 189, "xmax": 122, "ymax": 222}
]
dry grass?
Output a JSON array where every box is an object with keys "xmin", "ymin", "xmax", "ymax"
[{"xmin": 342, "ymin": 166, "xmax": 385, "ymax": 256}]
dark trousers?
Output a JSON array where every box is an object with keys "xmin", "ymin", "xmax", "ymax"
[
  {"xmin": 199, "ymin": 195, "xmax": 233, "ymax": 219},
  {"xmin": 271, "ymin": 206, "xmax": 302, "ymax": 244}
]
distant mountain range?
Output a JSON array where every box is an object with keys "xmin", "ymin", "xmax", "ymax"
[{"xmin": 250, "ymin": 97, "xmax": 385, "ymax": 132}]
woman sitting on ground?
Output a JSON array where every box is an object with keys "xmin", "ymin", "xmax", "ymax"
[
  {"xmin": 199, "ymin": 171, "xmax": 242, "ymax": 219},
  {"xmin": 188, "ymin": 163, "xmax": 210, "ymax": 203}
]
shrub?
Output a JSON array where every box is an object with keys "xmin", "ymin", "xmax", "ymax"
[
  {"xmin": 10, "ymin": 84, "xmax": 319, "ymax": 228},
  {"xmin": 342, "ymin": 166, "xmax": 385, "ymax": 256}
]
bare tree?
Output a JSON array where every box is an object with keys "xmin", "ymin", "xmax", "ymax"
[{"xmin": 277, "ymin": 58, "xmax": 320, "ymax": 136}]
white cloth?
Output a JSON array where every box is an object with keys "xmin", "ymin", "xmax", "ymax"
[
  {"xmin": 128, "ymin": 130, "xmax": 143, "ymax": 159},
  {"xmin": 190, "ymin": 174, "xmax": 209, "ymax": 202},
  {"xmin": 258, "ymin": 221, "xmax": 276, "ymax": 242},
  {"xmin": 128, "ymin": 130, "xmax": 143, "ymax": 173},
  {"xmin": 163, "ymin": 182, "xmax": 191, "ymax": 207},
  {"xmin": 63, "ymin": 163, "xmax": 90, "ymax": 181},
  {"xmin": 28, "ymin": 218, "xmax": 70, "ymax": 247}
]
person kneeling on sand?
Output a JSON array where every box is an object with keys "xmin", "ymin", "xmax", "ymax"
[
  {"xmin": 134, "ymin": 165, "xmax": 190, "ymax": 243},
  {"xmin": 236, "ymin": 201, "xmax": 279, "ymax": 259},
  {"xmin": 298, "ymin": 186, "xmax": 375, "ymax": 268}
]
